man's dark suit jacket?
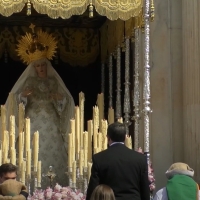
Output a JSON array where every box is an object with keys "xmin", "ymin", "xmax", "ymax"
[{"xmin": 86, "ymin": 143, "xmax": 150, "ymax": 200}]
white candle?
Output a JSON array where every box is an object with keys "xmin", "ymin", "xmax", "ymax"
[
  {"xmin": 125, "ymin": 135, "xmax": 132, "ymax": 149},
  {"xmin": 26, "ymin": 150, "xmax": 31, "ymax": 179},
  {"xmin": 0, "ymin": 150, "xmax": 2, "ymax": 165},
  {"xmin": 10, "ymin": 148, "xmax": 16, "ymax": 165},
  {"xmin": 79, "ymin": 92, "xmax": 85, "ymax": 148},
  {"xmin": 79, "ymin": 150, "xmax": 83, "ymax": 175},
  {"xmin": 37, "ymin": 161, "xmax": 41, "ymax": 187},
  {"xmin": 97, "ymin": 93, "xmax": 104, "ymax": 132},
  {"xmin": 72, "ymin": 161, "xmax": 76, "ymax": 183},
  {"xmin": 25, "ymin": 118, "xmax": 30, "ymax": 153},
  {"xmin": 75, "ymin": 107, "xmax": 80, "ymax": 154},
  {"xmin": 33, "ymin": 131, "xmax": 39, "ymax": 171},
  {"xmin": 68, "ymin": 133, "xmax": 72, "ymax": 168},
  {"xmin": 9, "ymin": 116, "xmax": 15, "ymax": 151},
  {"xmin": 102, "ymin": 120, "xmax": 108, "ymax": 150},
  {"xmin": 21, "ymin": 161, "xmax": 26, "ymax": 184},
  {"xmin": 84, "ymin": 149, "xmax": 88, "ymax": 168},
  {"xmin": 18, "ymin": 132, "xmax": 23, "ymax": 170},
  {"xmin": 87, "ymin": 120, "xmax": 93, "ymax": 162}
]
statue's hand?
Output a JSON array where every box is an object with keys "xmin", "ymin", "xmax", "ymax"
[
  {"xmin": 21, "ymin": 88, "xmax": 33, "ymax": 97},
  {"xmin": 49, "ymin": 93, "xmax": 63, "ymax": 101}
]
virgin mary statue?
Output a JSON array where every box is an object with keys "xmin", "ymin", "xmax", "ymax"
[{"xmin": 5, "ymin": 26, "xmax": 75, "ymax": 187}]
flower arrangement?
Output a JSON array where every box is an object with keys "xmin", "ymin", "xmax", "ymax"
[{"xmin": 28, "ymin": 184, "xmax": 86, "ymax": 200}]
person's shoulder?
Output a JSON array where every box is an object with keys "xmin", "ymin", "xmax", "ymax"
[{"xmin": 93, "ymin": 149, "xmax": 109, "ymax": 160}]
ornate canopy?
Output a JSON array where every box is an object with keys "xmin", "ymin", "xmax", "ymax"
[{"xmin": 0, "ymin": 0, "xmax": 142, "ymax": 21}]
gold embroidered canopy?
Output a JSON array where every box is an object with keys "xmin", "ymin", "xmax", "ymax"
[{"xmin": 0, "ymin": 0, "xmax": 142, "ymax": 21}]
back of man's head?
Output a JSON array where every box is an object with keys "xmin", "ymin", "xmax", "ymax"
[
  {"xmin": 0, "ymin": 163, "xmax": 17, "ymax": 177},
  {"xmin": 107, "ymin": 122, "xmax": 126, "ymax": 142}
]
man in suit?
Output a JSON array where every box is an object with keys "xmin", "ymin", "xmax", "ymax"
[{"xmin": 86, "ymin": 122, "xmax": 150, "ymax": 200}]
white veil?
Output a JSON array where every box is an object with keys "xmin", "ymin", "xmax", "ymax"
[{"xmin": 4, "ymin": 58, "xmax": 75, "ymax": 137}]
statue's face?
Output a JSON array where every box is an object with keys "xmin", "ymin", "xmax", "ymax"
[{"xmin": 34, "ymin": 61, "xmax": 47, "ymax": 78}]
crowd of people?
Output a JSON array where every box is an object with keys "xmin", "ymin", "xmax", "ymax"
[{"xmin": 0, "ymin": 122, "xmax": 199, "ymax": 200}]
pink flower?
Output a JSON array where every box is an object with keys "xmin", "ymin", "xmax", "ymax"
[
  {"xmin": 45, "ymin": 187, "xmax": 53, "ymax": 199},
  {"xmin": 53, "ymin": 192, "xmax": 62, "ymax": 200},
  {"xmin": 54, "ymin": 183, "xmax": 62, "ymax": 192}
]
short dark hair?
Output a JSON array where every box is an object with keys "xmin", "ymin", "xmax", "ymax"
[
  {"xmin": 0, "ymin": 163, "xmax": 17, "ymax": 177},
  {"xmin": 107, "ymin": 122, "xmax": 126, "ymax": 142}
]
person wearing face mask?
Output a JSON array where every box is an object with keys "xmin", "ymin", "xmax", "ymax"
[{"xmin": 4, "ymin": 25, "xmax": 75, "ymax": 188}]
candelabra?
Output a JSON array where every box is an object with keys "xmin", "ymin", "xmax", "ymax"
[{"xmin": 42, "ymin": 166, "xmax": 56, "ymax": 188}]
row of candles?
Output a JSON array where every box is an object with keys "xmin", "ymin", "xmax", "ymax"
[
  {"xmin": 68, "ymin": 93, "xmax": 132, "ymax": 185},
  {"xmin": 0, "ymin": 96, "xmax": 41, "ymax": 187}
]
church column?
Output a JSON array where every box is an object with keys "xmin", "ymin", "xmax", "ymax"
[{"xmin": 182, "ymin": 0, "xmax": 200, "ymax": 183}]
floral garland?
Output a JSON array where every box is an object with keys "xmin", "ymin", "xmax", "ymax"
[{"xmin": 28, "ymin": 184, "xmax": 86, "ymax": 200}]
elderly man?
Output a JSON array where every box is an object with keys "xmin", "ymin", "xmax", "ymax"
[{"xmin": 153, "ymin": 162, "xmax": 200, "ymax": 200}]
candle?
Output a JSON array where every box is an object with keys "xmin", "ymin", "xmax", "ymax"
[
  {"xmin": 18, "ymin": 103, "xmax": 25, "ymax": 134},
  {"xmin": 21, "ymin": 161, "xmax": 26, "ymax": 184},
  {"xmin": 93, "ymin": 106, "xmax": 99, "ymax": 149},
  {"xmin": 102, "ymin": 120, "xmax": 108, "ymax": 150},
  {"xmin": 79, "ymin": 150, "xmax": 83, "ymax": 175},
  {"xmin": 1, "ymin": 106, "xmax": 6, "ymax": 162},
  {"xmin": 37, "ymin": 161, "xmax": 41, "ymax": 187},
  {"xmin": 8, "ymin": 93, "xmax": 14, "ymax": 116},
  {"xmin": 84, "ymin": 149, "xmax": 88, "ymax": 168},
  {"xmin": 4, "ymin": 131, "xmax": 9, "ymax": 163},
  {"xmin": 9, "ymin": 116, "xmax": 15, "ymax": 151},
  {"xmin": 125, "ymin": 135, "xmax": 132, "ymax": 149},
  {"xmin": 97, "ymin": 93, "xmax": 104, "ymax": 132},
  {"xmin": 75, "ymin": 107, "xmax": 80, "ymax": 154},
  {"xmin": 26, "ymin": 150, "xmax": 31, "ymax": 179},
  {"xmin": 72, "ymin": 161, "xmax": 76, "ymax": 183},
  {"xmin": 88, "ymin": 162, "xmax": 92, "ymax": 182},
  {"xmin": 18, "ymin": 132, "xmax": 24, "ymax": 171},
  {"xmin": 79, "ymin": 92, "xmax": 85, "ymax": 148},
  {"xmin": 68, "ymin": 133, "xmax": 72, "ymax": 168},
  {"xmin": 97, "ymin": 133, "xmax": 102, "ymax": 151},
  {"xmin": 108, "ymin": 107, "xmax": 114, "ymax": 124},
  {"xmin": 83, "ymin": 132, "xmax": 88, "ymax": 152},
  {"xmin": 70, "ymin": 119, "xmax": 75, "ymax": 147},
  {"xmin": 33, "ymin": 131, "xmax": 39, "ymax": 171},
  {"xmin": 25, "ymin": 118, "xmax": 30, "ymax": 153},
  {"xmin": 10, "ymin": 148, "xmax": 16, "ymax": 165},
  {"xmin": 87, "ymin": 120, "xmax": 93, "ymax": 162}
]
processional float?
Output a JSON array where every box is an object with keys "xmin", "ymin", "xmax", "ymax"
[{"xmin": 0, "ymin": 0, "xmax": 155, "ymax": 197}]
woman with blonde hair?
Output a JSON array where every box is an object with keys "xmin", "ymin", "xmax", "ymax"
[{"xmin": 90, "ymin": 184, "xmax": 115, "ymax": 200}]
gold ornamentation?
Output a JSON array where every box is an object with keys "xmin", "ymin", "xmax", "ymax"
[
  {"xmin": 93, "ymin": 0, "xmax": 143, "ymax": 21},
  {"xmin": 150, "ymin": 0, "xmax": 155, "ymax": 22},
  {"xmin": 0, "ymin": 26, "xmax": 99, "ymax": 67},
  {"xmin": 16, "ymin": 25, "xmax": 57, "ymax": 64},
  {"xmin": 0, "ymin": 0, "xmax": 25, "ymax": 17}
]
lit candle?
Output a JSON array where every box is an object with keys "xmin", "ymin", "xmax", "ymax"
[
  {"xmin": 108, "ymin": 107, "xmax": 114, "ymax": 124},
  {"xmin": 79, "ymin": 150, "xmax": 83, "ymax": 175},
  {"xmin": 68, "ymin": 133, "xmax": 72, "ymax": 168},
  {"xmin": 72, "ymin": 161, "xmax": 76, "ymax": 183},
  {"xmin": 87, "ymin": 120, "xmax": 93, "ymax": 162},
  {"xmin": 75, "ymin": 107, "xmax": 80, "ymax": 154},
  {"xmin": 25, "ymin": 118, "xmax": 30, "ymax": 153},
  {"xmin": 79, "ymin": 92, "xmax": 85, "ymax": 148},
  {"xmin": 26, "ymin": 150, "xmax": 31, "ymax": 179},
  {"xmin": 33, "ymin": 131, "xmax": 39, "ymax": 171},
  {"xmin": 37, "ymin": 161, "xmax": 41, "ymax": 187}
]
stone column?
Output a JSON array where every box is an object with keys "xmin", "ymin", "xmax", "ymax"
[{"xmin": 182, "ymin": 0, "xmax": 200, "ymax": 183}]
